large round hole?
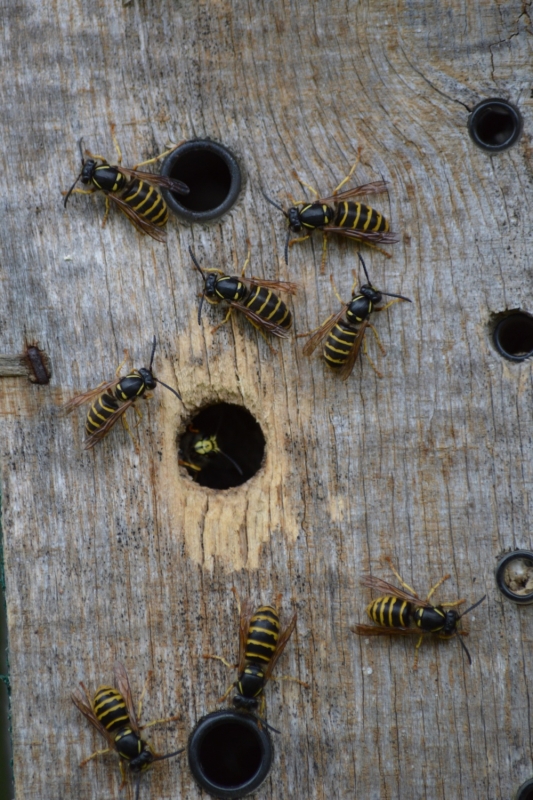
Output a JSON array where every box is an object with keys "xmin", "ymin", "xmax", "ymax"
[
  {"xmin": 495, "ymin": 551, "xmax": 533, "ymax": 605},
  {"xmin": 161, "ymin": 140, "xmax": 242, "ymax": 222},
  {"xmin": 493, "ymin": 313, "xmax": 533, "ymax": 361},
  {"xmin": 188, "ymin": 710, "xmax": 273, "ymax": 798},
  {"xmin": 468, "ymin": 99, "xmax": 522, "ymax": 151},
  {"xmin": 179, "ymin": 402, "xmax": 265, "ymax": 489},
  {"xmin": 515, "ymin": 778, "xmax": 533, "ymax": 800}
]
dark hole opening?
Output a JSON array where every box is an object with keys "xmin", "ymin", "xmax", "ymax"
[
  {"xmin": 516, "ymin": 780, "xmax": 533, "ymax": 800},
  {"xmin": 198, "ymin": 721, "xmax": 262, "ymax": 787},
  {"xmin": 179, "ymin": 402, "xmax": 265, "ymax": 490},
  {"xmin": 468, "ymin": 99, "xmax": 522, "ymax": 151},
  {"xmin": 168, "ymin": 150, "xmax": 231, "ymax": 212},
  {"xmin": 493, "ymin": 313, "xmax": 533, "ymax": 361}
]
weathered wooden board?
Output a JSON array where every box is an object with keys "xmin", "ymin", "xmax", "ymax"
[{"xmin": 1, "ymin": 1, "xmax": 533, "ymax": 798}]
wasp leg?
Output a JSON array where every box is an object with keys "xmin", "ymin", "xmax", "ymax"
[
  {"xmin": 231, "ymin": 586, "xmax": 243, "ymax": 615},
  {"xmin": 102, "ymin": 194, "xmax": 111, "ymax": 228},
  {"xmin": 139, "ymin": 712, "xmax": 180, "ymax": 732},
  {"xmin": 332, "ymin": 147, "xmax": 362, "ymax": 195},
  {"xmin": 290, "ymin": 171, "xmax": 319, "ymax": 199},
  {"xmin": 63, "ymin": 187, "xmax": 98, "ymax": 197},
  {"xmin": 320, "ymin": 232, "xmax": 329, "ymax": 274},
  {"xmin": 109, "ymin": 123, "xmax": 123, "ymax": 165},
  {"xmin": 425, "ymin": 574, "xmax": 465, "ymax": 608},
  {"xmin": 118, "ymin": 759, "xmax": 127, "ymax": 791},
  {"xmin": 412, "ymin": 634, "xmax": 424, "ymax": 671},
  {"xmin": 120, "ymin": 412, "xmax": 141, "ymax": 455},
  {"xmin": 383, "ymin": 557, "xmax": 418, "ymax": 597},
  {"xmin": 179, "ymin": 459, "xmax": 201, "ymax": 472},
  {"xmin": 296, "ymin": 313, "xmax": 336, "ymax": 339},
  {"xmin": 211, "ymin": 307, "xmax": 234, "ymax": 334},
  {"xmin": 270, "ymin": 674, "xmax": 310, "ymax": 689},
  {"xmin": 375, "ymin": 297, "xmax": 404, "ymax": 314},
  {"xmin": 240, "ymin": 248, "xmax": 251, "ymax": 278},
  {"xmin": 203, "ymin": 654, "xmax": 236, "ymax": 670},
  {"xmin": 132, "ymin": 142, "xmax": 187, "ymax": 170},
  {"xmin": 288, "ymin": 232, "xmax": 312, "ymax": 248},
  {"xmin": 79, "ymin": 746, "xmax": 112, "ymax": 767},
  {"xmin": 136, "ymin": 671, "xmax": 153, "ymax": 721}
]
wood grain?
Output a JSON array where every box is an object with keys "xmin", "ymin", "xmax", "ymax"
[{"xmin": 1, "ymin": 0, "xmax": 533, "ymax": 798}]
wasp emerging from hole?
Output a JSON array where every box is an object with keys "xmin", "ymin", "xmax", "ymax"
[
  {"xmin": 72, "ymin": 661, "xmax": 184, "ymax": 800},
  {"xmin": 204, "ymin": 589, "xmax": 308, "ymax": 732},
  {"xmin": 63, "ymin": 129, "xmax": 189, "ymax": 242},
  {"xmin": 351, "ymin": 557, "xmax": 486, "ymax": 668},
  {"xmin": 262, "ymin": 149, "xmax": 399, "ymax": 269},
  {"xmin": 179, "ymin": 424, "xmax": 243, "ymax": 477},
  {"xmin": 189, "ymin": 247, "xmax": 298, "ymax": 344},
  {"xmin": 301, "ymin": 254, "xmax": 411, "ymax": 379},
  {"xmin": 64, "ymin": 336, "xmax": 182, "ymax": 451}
]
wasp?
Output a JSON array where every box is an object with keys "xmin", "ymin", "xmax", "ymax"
[
  {"xmin": 204, "ymin": 589, "xmax": 307, "ymax": 731},
  {"xmin": 302, "ymin": 254, "xmax": 411, "ymax": 379},
  {"xmin": 179, "ymin": 424, "xmax": 243, "ymax": 478},
  {"xmin": 71, "ymin": 661, "xmax": 184, "ymax": 800},
  {"xmin": 351, "ymin": 557, "xmax": 486, "ymax": 668},
  {"xmin": 64, "ymin": 336, "xmax": 182, "ymax": 450},
  {"xmin": 63, "ymin": 133, "xmax": 189, "ymax": 241},
  {"xmin": 262, "ymin": 149, "xmax": 399, "ymax": 268},
  {"xmin": 189, "ymin": 247, "xmax": 298, "ymax": 342}
]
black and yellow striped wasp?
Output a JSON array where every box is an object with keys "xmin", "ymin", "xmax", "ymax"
[
  {"xmin": 63, "ymin": 130, "xmax": 189, "ymax": 241},
  {"xmin": 204, "ymin": 589, "xmax": 307, "ymax": 731},
  {"xmin": 179, "ymin": 424, "xmax": 243, "ymax": 479},
  {"xmin": 302, "ymin": 254, "xmax": 411, "ymax": 379},
  {"xmin": 71, "ymin": 661, "xmax": 184, "ymax": 800},
  {"xmin": 351, "ymin": 557, "xmax": 486, "ymax": 668},
  {"xmin": 64, "ymin": 336, "xmax": 182, "ymax": 450},
  {"xmin": 189, "ymin": 247, "xmax": 297, "ymax": 342},
  {"xmin": 262, "ymin": 149, "xmax": 399, "ymax": 268}
]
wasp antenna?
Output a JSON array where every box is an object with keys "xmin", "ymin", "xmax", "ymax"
[
  {"xmin": 380, "ymin": 290, "xmax": 413, "ymax": 303},
  {"xmin": 154, "ymin": 377, "xmax": 183, "ymax": 403},
  {"xmin": 219, "ymin": 449, "xmax": 244, "ymax": 476},
  {"xmin": 149, "ymin": 335, "xmax": 157, "ymax": 370},
  {"xmin": 284, "ymin": 229, "xmax": 291, "ymax": 265},
  {"xmin": 156, "ymin": 746, "xmax": 186, "ymax": 761},
  {"xmin": 458, "ymin": 594, "xmax": 486, "ymax": 619},
  {"xmin": 134, "ymin": 774, "xmax": 142, "ymax": 800},
  {"xmin": 189, "ymin": 246, "xmax": 206, "ymax": 280},
  {"xmin": 77, "ymin": 137, "xmax": 85, "ymax": 161},
  {"xmin": 250, "ymin": 712, "xmax": 281, "ymax": 734},
  {"xmin": 63, "ymin": 169, "xmax": 84, "ymax": 208},
  {"xmin": 261, "ymin": 189, "xmax": 288, "ymax": 218},
  {"xmin": 358, "ymin": 253, "xmax": 371, "ymax": 285},
  {"xmin": 457, "ymin": 633, "xmax": 473, "ymax": 665}
]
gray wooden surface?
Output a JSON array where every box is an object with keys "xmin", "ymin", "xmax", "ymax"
[{"xmin": 1, "ymin": 1, "xmax": 533, "ymax": 798}]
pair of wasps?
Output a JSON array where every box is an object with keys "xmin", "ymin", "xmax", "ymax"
[
  {"xmin": 64, "ymin": 138, "xmax": 409, "ymax": 380},
  {"xmin": 72, "ymin": 593, "xmax": 302, "ymax": 798}
]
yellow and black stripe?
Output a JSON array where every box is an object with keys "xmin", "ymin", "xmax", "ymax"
[
  {"xmin": 93, "ymin": 685, "xmax": 130, "ymax": 734},
  {"xmin": 324, "ymin": 320, "xmax": 359, "ymax": 370},
  {"xmin": 244, "ymin": 286, "xmax": 292, "ymax": 330},
  {"xmin": 245, "ymin": 605, "xmax": 281, "ymax": 665},
  {"xmin": 121, "ymin": 179, "xmax": 168, "ymax": 227},
  {"xmin": 367, "ymin": 596, "xmax": 412, "ymax": 628},
  {"xmin": 85, "ymin": 391, "xmax": 120, "ymax": 436},
  {"xmin": 333, "ymin": 201, "xmax": 389, "ymax": 234}
]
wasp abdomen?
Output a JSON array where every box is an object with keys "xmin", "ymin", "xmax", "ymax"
[
  {"xmin": 245, "ymin": 605, "xmax": 281, "ymax": 664},
  {"xmin": 122, "ymin": 179, "xmax": 168, "ymax": 227},
  {"xmin": 85, "ymin": 391, "xmax": 120, "ymax": 436},
  {"xmin": 367, "ymin": 596, "xmax": 412, "ymax": 628},
  {"xmin": 334, "ymin": 201, "xmax": 389, "ymax": 233},
  {"xmin": 245, "ymin": 287, "xmax": 292, "ymax": 330},
  {"xmin": 323, "ymin": 320, "xmax": 359, "ymax": 370},
  {"xmin": 93, "ymin": 686, "xmax": 130, "ymax": 733}
]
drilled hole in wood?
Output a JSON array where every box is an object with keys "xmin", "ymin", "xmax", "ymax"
[
  {"xmin": 515, "ymin": 778, "xmax": 533, "ymax": 800},
  {"xmin": 161, "ymin": 140, "xmax": 241, "ymax": 222},
  {"xmin": 495, "ymin": 551, "xmax": 533, "ymax": 605},
  {"xmin": 188, "ymin": 711, "xmax": 272, "ymax": 797},
  {"xmin": 178, "ymin": 402, "xmax": 265, "ymax": 490},
  {"xmin": 468, "ymin": 98, "xmax": 522, "ymax": 151},
  {"xmin": 493, "ymin": 312, "xmax": 533, "ymax": 361}
]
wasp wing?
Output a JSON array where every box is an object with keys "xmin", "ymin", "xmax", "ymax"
[
  {"xmin": 360, "ymin": 575, "xmax": 431, "ymax": 607},
  {"xmin": 322, "ymin": 226, "xmax": 400, "ymax": 245},
  {"xmin": 351, "ymin": 624, "xmax": 428, "ymax": 637},
  {"xmin": 114, "ymin": 662, "xmax": 141, "ymax": 736},
  {"xmin": 337, "ymin": 318, "xmax": 369, "ymax": 381},
  {"xmin": 237, "ymin": 598, "xmax": 255, "ymax": 673},
  {"xmin": 83, "ymin": 399, "xmax": 134, "ymax": 450},
  {"xmin": 117, "ymin": 166, "xmax": 189, "ymax": 196},
  {"xmin": 302, "ymin": 305, "xmax": 347, "ymax": 357},
  {"xmin": 105, "ymin": 193, "xmax": 167, "ymax": 242},
  {"xmin": 264, "ymin": 612, "xmax": 297, "ymax": 681},
  {"xmin": 230, "ymin": 301, "xmax": 292, "ymax": 339},
  {"xmin": 319, "ymin": 181, "xmax": 389, "ymax": 204},
  {"xmin": 63, "ymin": 379, "xmax": 120, "ymax": 413},
  {"xmin": 72, "ymin": 684, "xmax": 116, "ymax": 747},
  {"xmin": 245, "ymin": 277, "xmax": 299, "ymax": 296}
]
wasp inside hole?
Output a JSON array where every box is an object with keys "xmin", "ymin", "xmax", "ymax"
[
  {"xmin": 72, "ymin": 661, "xmax": 185, "ymax": 800},
  {"xmin": 63, "ymin": 336, "xmax": 182, "ymax": 452},
  {"xmin": 299, "ymin": 253, "xmax": 411, "ymax": 380},
  {"xmin": 203, "ymin": 588, "xmax": 308, "ymax": 733},
  {"xmin": 189, "ymin": 246, "xmax": 298, "ymax": 352},
  {"xmin": 351, "ymin": 556, "xmax": 486, "ymax": 668},
  {"xmin": 262, "ymin": 148, "xmax": 399, "ymax": 271},
  {"xmin": 63, "ymin": 124, "xmax": 189, "ymax": 242}
]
